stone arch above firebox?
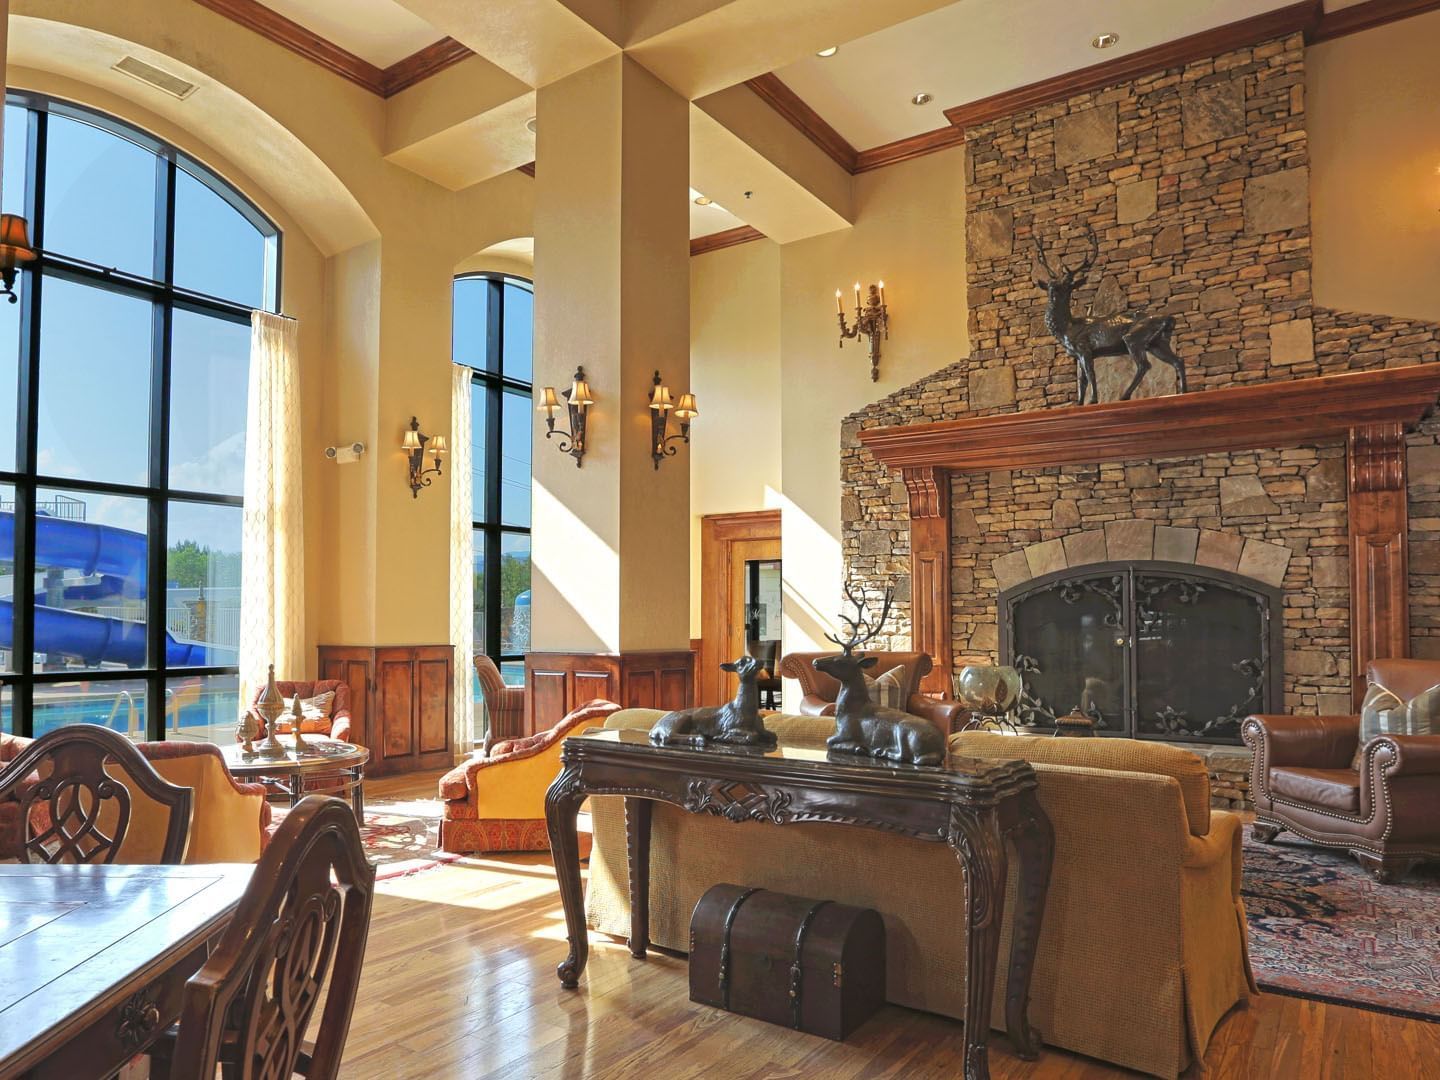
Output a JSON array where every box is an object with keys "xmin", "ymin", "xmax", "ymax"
[{"xmin": 991, "ymin": 520, "xmax": 1292, "ymax": 594}]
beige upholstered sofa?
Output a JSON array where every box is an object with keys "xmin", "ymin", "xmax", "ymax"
[{"xmin": 584, "ymin": 712, "xmax": 1253, "ymax": 1079}]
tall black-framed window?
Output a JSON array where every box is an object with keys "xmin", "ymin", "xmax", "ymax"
[
  {"xmin": 0, "ymin": 92, "xmax": 280, "ymax": 742},
  {"xmin": 452, "ymin": 273, "xmax": 532, "ymax": 706}
]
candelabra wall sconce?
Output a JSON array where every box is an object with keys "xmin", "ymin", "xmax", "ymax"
[
  {"xmin": 835, "ymin": 280, "xmax": 889, "ymax": 382},
  {"xmin": 537, "ymin": 366, "xmax": 594, "ymax": 467},
  {"xmin": 648, "ymin": 370, "xmax": 698, "ymax": 470},
  {"xmin": 402, "ymin": 416, "xmax": 446, "ymax": 497}
]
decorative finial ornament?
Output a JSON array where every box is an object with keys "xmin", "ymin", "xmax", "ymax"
[
  {"xmin": 289, "ymin": 690, "xmax": 310, "ymax": 754},
  {"xmin": 254, "ymin": 664, "xmax": 290, "ymax": 760}
]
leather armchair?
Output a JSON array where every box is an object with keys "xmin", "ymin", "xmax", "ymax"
[
  {"xmin": 248, "ymin": 679, "xmax": 352, "ymax": 742},
  {"xmin": 1243, "ymin": 658, "xmax": 1440, "ymax": 883},
  {"xmin": 777, "ymin": 650, "xmax": 965, "ymax": 732}
]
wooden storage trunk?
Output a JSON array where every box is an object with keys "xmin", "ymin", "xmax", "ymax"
[{"xmin": 688, "ymin": 883, "xmax": 886, "ymax": 1041}]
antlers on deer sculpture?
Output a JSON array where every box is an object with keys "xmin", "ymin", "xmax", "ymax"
[
  {"xmin": 1034, "ymin": 225, "xmax": 1188, "ymax": 405},
  {"xmin": 649, "ymin": 655, "xmax": 777, "ymax": 747},
  {"xmin": 816, "ymin": 582, "xmax": 947, "ymax": 767}
]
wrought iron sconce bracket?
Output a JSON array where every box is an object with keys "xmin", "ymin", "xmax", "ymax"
[
  {"xmin": 404, "ymin": 416, "xmax": 445, "ymax": 498},
  {"xmin": 649, "ymin": 369, "xmax": 698, "ymax": 470},
  {"xmin": 837, "ymin": 282, "xmax": 889, "ymax": 382},
  {"xmin": 540, "ymin": 365, "xmax": 591, "ymax": 467}
]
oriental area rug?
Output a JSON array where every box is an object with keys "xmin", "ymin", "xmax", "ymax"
[{"xmin": 1241, "ymin": 831, "xmax": 1440, "ymax": 1022}]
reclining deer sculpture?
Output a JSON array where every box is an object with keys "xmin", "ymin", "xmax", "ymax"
[
  {"xmin": 817, "ymin": 583, "xmax": 947, "ymax": 767},
  {"xmin": 649, "ymin": 654, "xmax": 777, "ymax": 747},
  {"xmin": 1034, "ymin": 225, "xmax": 1188, "ymax": 405}
]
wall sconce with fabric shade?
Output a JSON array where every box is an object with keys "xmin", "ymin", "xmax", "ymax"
[
  {"xmin": 649, "ymin": 370, "xmax": 698, "ymax": 469},
  {"xmin": 0, "ymin": 214, "xmax": 38, "ymax": 304},
  {"xmin": 538, "ymin": 365, "xmax": 593, "ymax": 467},
  {"xmin": 403, "ymin": 416, "xmax": 445, "ymax": 497}
]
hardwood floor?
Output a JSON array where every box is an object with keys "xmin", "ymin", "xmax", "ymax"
[{"xmin": 343, "ymin": 771, "xmax": 1440, "ymax": 1079}]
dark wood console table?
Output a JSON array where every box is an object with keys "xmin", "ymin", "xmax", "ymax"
[{"xmin": 544, "ymin": 729, "xmax": 1054, "ymax": 1080}]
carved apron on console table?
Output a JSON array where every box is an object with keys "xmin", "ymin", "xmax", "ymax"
[{"xmin": 544, "ymin": 728, "xmax": 1054, "ymax": 1080}]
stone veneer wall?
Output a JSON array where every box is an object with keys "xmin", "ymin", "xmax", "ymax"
[{"xmin": 840, "ymin": 32, "xmax": 1440, "ymax": 741}]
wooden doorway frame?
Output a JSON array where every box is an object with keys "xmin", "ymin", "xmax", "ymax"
[{"xmin": 699, "ymin": 510, "xmax": 782, "ymax": 706}]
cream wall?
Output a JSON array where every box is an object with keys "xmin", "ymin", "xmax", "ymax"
[
  {"xmin": 687, "ymin": 239, "xmax": 782, "ymax": 637},
  {"xmin": 1308, "ymin": 9, "xmax": 1440, "ymax": 324}
]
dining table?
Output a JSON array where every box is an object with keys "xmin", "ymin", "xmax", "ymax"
[{"xmin": 0, "ymin": 862, "xmax": 253, "ymax": 1080}]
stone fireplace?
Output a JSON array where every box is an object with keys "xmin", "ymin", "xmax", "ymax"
[{"xmin": 837, "ymin": 30, "xmax": 1440, "ymax": 805}]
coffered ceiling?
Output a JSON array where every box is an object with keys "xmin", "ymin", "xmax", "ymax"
[{"xmin": 261, "ymin": 0, "xmax": 443, "ymax": 67}]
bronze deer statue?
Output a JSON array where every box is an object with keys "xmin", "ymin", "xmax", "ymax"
[
  {"xmin": 817, "ymin": 583, "xmax": 947, "ymax": 767},
  {"xmin": 1034, "ymin": 226, "xmax": 1187, "ymax": 405},
  {"xmin": 649, "ymin": 655, "xmax": 777, "ymax": 747}
]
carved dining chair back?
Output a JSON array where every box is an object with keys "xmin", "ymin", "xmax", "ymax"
[
  {"xmin": 0, "ymin": 723, "xmax": 192, "ymax": 865},
  {"xmin": 153, "ymin": 796, "xmax": 376, "ymax": 1080}
]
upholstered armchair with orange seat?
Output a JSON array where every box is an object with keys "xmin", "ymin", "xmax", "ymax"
[
  {"xmin": 438, "ymin": 700, "xmax": 619, "ymax": 854},
  {"xmin": 0, "ymin": 734, "xmax": 270, "ymax": 863},
  {"xmin": 1243, "ymin": 658, "xmax": 1440, "ymax": 883},
  {"xmin": 778, "ymin": 650, "xmax": 964, "ymax": 732},
  {"xmin": 247, "ymin": 679, "xmax": 352, "ymax": 741}
]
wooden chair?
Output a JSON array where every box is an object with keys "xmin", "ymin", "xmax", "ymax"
[
  {"xmin": 0, "ymin": 724, "xmax": 191, "ymax": 864},
  {"xmin": 150, "ymin": 796, "xmax": 376, "ymax": 1079}
]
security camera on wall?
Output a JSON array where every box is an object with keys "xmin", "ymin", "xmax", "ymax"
[{"xmin": 324, "ymin": 442, "xmax": 366, "ymax": 464}]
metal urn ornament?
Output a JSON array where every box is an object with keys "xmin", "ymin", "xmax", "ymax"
[
  {"xmin": 649, "ymin": 655, "xmax": 777, "ymax": 747},
  {"xmin": 954, "ymin": 664, "xmax": 1024, "ymax": 734},
  {"xmin": 288, "ymin": 691, "xmax": 310, "ymax": 754},
  {"xmin": 1034, "ymin": 225, "xmax": 1187, "ymax": 404},
  {"xmin": 818, "ymin": 583, "xmax": 947, "ymax": 766},
  {"xmin": 253, "ymin": 664, "xmax": 290, "ymax": 761},
  {"xmin": 235, "ymin": 704, "xmax": 260, "ymax": 758}
]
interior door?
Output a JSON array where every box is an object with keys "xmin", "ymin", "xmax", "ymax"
[
  {"xmin": 721, "ymin": 538, "xmax": 782, "ymax": 702},
  {"xmin": 699, "ymin": 511, "xmax": 782, "ymax": 706}
]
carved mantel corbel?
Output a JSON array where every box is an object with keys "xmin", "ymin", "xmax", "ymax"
[
  {"xmin": 1348, "ymin": 421, "xmax": 1410, "ymax": 708},
  {"xmin": 902, "ymin": 466, "xmax": 952, "ymax": 695}
]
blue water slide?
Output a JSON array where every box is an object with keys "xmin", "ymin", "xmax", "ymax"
[{"xmin": 0, "ymin": 511, "xmax": 232, "ymax": 666}]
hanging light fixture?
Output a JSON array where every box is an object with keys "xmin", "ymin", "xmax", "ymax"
[{"xmin": 0, "ymin": 214, "xmax": 37, "ymax": 304}]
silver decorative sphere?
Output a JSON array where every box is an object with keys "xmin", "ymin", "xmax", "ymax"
[{"xmin": 954, "ymin": 664, "xmax": 1024, "ymax": 716}]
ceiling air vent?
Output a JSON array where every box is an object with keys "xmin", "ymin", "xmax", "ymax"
[{"xmin": 112, "ymin": 56, "xmax": 198, "ymax": 100}]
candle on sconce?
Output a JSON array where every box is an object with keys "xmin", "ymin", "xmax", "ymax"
[
  {"xmin": 853, "ymin": 282, "xmax": 861, "ymax": 308},
  {"xmin": 835, "ymin": 289, "xmax": 843, "ymax": 314},
  {"xmin": 878, "ymin": 280, "xmax": 886, "ymax": 305}
]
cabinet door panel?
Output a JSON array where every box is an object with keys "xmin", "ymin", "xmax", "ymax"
[
  {"xmin": 529, "ymin": 669, "xmax": 567, "ymax": 734},
  {"xmin": 416, "ymin": 657, "xmax": 450, "ymax": 754},
  {"xmin": 377, "ymin": 658, "xmax": 416, "ymax": 759}
]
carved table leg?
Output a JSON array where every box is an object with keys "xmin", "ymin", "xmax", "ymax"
[
  {"xmin": 950, "ymin": 807, "xmax": 1008, "ymax": 1080},
  {"xmin": 1003, "ymin": 792, "xmax": 1054, "ymax": 1061},
  {"xmin": 625, "ymin": 797, "xmax": 653, "ymax": 959},
  {"xmin": 545, "ymin": 765, "xmax": 588, "ymax": 988}
]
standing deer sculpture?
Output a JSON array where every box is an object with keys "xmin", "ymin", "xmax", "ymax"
[
  {"xmin": 1034, "ymin": 226, "xmax": 1188, "ymax": 405},
  {"xmin": 817, "ymin": 583, "xmax": 947, "ymax": 767},
  {"xmin": 649, "ymin": 655, "xmax": 777, "ymax": 747}
]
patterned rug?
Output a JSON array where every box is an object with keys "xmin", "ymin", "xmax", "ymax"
[
  {"xmin": 271, "ymin": 796, "xmax": 458, "ymax": 882},
  {"xmin": 1242, "ymin": 830, "xmax": 1440, "ymax": 1021}
]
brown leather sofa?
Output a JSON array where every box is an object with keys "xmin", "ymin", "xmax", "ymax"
[
  {"xmin": 777, "ymin": 650, "xmax": 964, "ymax": 731},
  {"xmin": 1242, "ymin": 658, "xmax": 1440, "ymax": 883}
]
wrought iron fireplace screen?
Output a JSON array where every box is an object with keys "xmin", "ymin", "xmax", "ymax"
[{"xmin": 998, "ymin": 561, "xmax": 1282, "ymax": 744}]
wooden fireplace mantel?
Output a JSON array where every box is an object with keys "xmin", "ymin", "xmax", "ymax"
[{"xmin": 857, "ymin": 365, "xmax": 1440, "ymax": 705}]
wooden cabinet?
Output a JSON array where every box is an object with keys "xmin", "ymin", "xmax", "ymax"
[
  {"xmin": 524, "ymin": 651, "xmax": 694, "ymax": 734},
  {"xmin": 318, "ymin": 645, "xmax": 454, "ymax": 776}
]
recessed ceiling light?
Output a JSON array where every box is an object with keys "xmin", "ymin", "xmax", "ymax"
[
  {"xmin": 525, "ymin": 116, "xmax": 537, "ymax": 134},
  {"xmin": 694, "ymin": 195, "xmax": 713, "ymax": 206},
  {"xmin": 816, "ymin": 46, "xmax": 839, "ymax": 58},
  {"xmin": 1092, "ymin": 32, "xmax": 1119, "ymax": 49},
  {"xmin": 911, "ymin": 92, "xmax": 933, "ymax": 106}
]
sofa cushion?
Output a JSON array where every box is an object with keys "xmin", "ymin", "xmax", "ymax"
[
  {"xmin": 864, "ymin": 665, "xmax": 909, "ymax": 710},
  {"xmin": 1268, "ymin": 765, "xmax": 1360, "ymax": 813},
  {"xmin": 950, "ymin": 732, "xmax": 1212, "ymax": 836}
]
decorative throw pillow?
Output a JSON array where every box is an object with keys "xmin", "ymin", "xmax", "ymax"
[
  {"xmin": 1353, "ymin": 679, "xmax": 1439, "ymax": 768},
  {"xmin": 273, "ymin": 691, "xmax": 336, "ymax": 735},
  {"xmin": 863, "ymin": 665, "xmax": 910, "ymax": 710}
]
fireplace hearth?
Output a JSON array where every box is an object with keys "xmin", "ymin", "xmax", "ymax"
[{"xmin": 999, "ymin": 561, "xmax": 1282, "ymax": 745}]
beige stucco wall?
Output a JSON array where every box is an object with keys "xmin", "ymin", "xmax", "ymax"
[
  {"xmin": 1308, "ymin": 9, "xmax": 1440, "ymax": 324},
  {"xmin": 687, "ymin": 238, "xmax": 782, "ymax": 637}
]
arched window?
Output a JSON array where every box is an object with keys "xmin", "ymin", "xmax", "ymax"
[
  {"xmin": 0, "ymin": 93, "xmax": 280, "ymax": 742},
  {"xmin": 452, "ymin": 273, "xmax": 532, "ymax": 702}
]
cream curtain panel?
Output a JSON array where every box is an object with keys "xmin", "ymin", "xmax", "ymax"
[
  {"xmin": 238, "ymin": 311, "xmax": 305, "ymax": 702},
  {"xmin": 449, "ymin": 362, "xmax": 476, "ymax": 753}
]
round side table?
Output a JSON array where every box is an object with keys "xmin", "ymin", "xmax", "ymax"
[{"xmin": 221, "ymin": 737, "xmax": 370, "ymax": 822}]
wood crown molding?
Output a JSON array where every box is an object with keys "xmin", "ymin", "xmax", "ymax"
[
  {"xmin": 744, "ymin": 73, "xmax": 858, "ymax": 172},
  {"xmin": 690, "ymin": 225, "xmax": 766, "ymax": 256},
  {"xmin": 1311, "ymin": 0, "xmax": 1440, "ymax": 43},
  {"xmin": 857, "ymin": 366, "xmax": 1440, "ymax": 474},
  {"xmin": 194, "ymin": 0, "xmax": 476, "ymax": 98}
]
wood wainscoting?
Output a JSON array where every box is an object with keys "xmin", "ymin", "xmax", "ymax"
[
  {"xmin": 698, "ymin": 510, "xmax": 782, "ymax": 707},
  {"xmin": 317, "ymin": 645, "xmax": 454, "ymax": 776},
  {"xmin": 525, "ymin": 651, "xmax": 696, "ymax": 733}
]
